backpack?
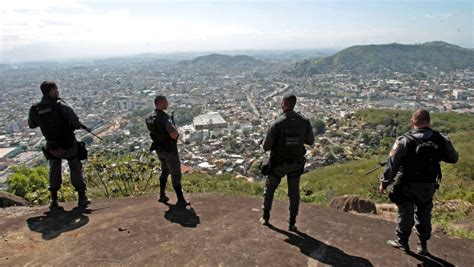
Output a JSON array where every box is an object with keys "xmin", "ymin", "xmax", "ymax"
[
  {"xmin": 145, "ymin": 113, "xmax": 175, "ymax": 152},
  {"xmin": 402, "ymin": 131, "xmax": 444, "ymax": 183},
  {"xmin": 30, "ymin": 101, "xmax": 75, "ymax": 149},
  {"xmin": 280, "ymin": 128, "xmax": 305, "ymax": 161}
]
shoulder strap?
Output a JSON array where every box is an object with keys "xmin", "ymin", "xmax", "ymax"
[{"xmin": 403, "ymin": 133, "xmax": 423, "ymax": 145}]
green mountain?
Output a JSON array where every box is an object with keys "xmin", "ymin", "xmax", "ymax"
[
  {"xmin": 179, "ymin": 53, "xmax": 264, "ymax": 70},
  {"xmin": 292, "ymin": 41, "xmax": 474, "ymax": 75}
]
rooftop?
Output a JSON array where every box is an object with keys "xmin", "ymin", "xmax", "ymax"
[{"xmin": 193, "ymin": 112, "xmax": 227, "ymax": 127}]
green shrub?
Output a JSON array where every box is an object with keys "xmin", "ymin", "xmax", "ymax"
[{"xmin": 6, "ymin": 165, "xmax": 76, "ymax": 205}]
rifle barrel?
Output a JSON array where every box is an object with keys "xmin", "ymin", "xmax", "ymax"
[{"xmin": 364, "ymin": 161, "xmax": 387, "ymax": 176}]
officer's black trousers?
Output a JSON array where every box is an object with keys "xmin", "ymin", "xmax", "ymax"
[
  {"xmin": 49, "ymin": 158, "xmax": 86, "ymax": 193},
  {"xmin": 262, "ymin": 173, "xmax": 301, "ymax": 220},
  {"xmin": 396, "ymin": 183, "xmax": 436, "ymax": 243},
  {"xmin": 157, "ymin": 150, "xmax": 182, "ymax": 191}
]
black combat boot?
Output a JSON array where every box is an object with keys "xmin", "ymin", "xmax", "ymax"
[
  {"xmin": 174, "ymin": 186, "xmax": 190, "ymax": 207},
  {"xmin": 387, "ymin": 239, "xmax": 410, "ymax": 252},
  {"xmin": 259, "ymin": 209, "xmax": 270, "ymax": 226},
  {"xmin": 49, "ymin": 191, "xmax": 59, "ymax": 209},
  {"xmin": 77, "ymin": 191, "xmax": 90, "ymax": 207},
  {"xmin": 158, "ymin": 182, "xmax": 169, "ymax": 203},
  {"xmin": 417, "ymin": 241, "xmax": 429, "ymax": 256},
  {"xmin": 288, "ymin": 216, "xmax": 297, "ymax": 232}
]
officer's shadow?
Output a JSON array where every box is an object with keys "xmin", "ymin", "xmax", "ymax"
[
  {"xmin": 406, "ymin": 251, "xmax": 454, "ymax": 267},
  {"xmin": 163, "ymin": 203, "xmax": 200, "ymax": 228},
  {"xmin": 268, "ymin": 224, "xmax": 373, "ymax": 266},
  {"xmin": 27, "ymin": 206, "xmax": 93, "ymax": 240}
]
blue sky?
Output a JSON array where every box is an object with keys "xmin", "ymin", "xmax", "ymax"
[{"xmin": 0, "ymin": 0, "xmax": 472, "ymax": 62}]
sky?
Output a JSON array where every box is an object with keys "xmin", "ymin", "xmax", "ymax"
[{"xmin": 0, "ymin": 0, "xmax": 472, "ymax": 62}]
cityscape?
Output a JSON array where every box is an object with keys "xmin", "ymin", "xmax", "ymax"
[
  {"xmin": 1, "ymin": 0, "xmax": 473, "ymax": 264},
  {"xmin": 1, "ymin": 50, "xmax": 473, "ymax": 187}
]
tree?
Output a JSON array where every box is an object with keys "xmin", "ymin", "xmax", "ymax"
[
  {"xmin": 6, "ymin": 165, "xmax": 75, "ymax": 205},
  {"xmin": 311, "ymin": 118, "xmax": 326, "ymax": 135}
]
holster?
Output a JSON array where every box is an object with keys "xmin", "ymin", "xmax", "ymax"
[
  {"xmin": 259, "ymin": 156, "xmax": 271, "ymax": 176},
  {"xmin": 42, "ymin": 146, "xmax": 59, "ymax": 160},
  {"xmin": 76, "ymin": 141, "xmax": 88, "ymax": 160},
  {"xmin": 388, "ymin": 182, "xmax": 404, "ymax": 205}
]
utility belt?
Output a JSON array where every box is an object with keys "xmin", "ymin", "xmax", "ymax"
[
  {"xmin": 42, "ymin": 141, "xmax": 87, "ymax": 160},
  {"xmin": 261, "ymin": 157, "xmax": 305, "ymax": 177},
  {"xmin": 389, "ymin": 179, "xmax": 438, "ymax": 205},
  {"xmin": 150, "ymin": 140, "xmax": 177, "ymax": 153},
  {"xmin": 271, "ymin": 157, "xmax": 304, "ymax": 168},
  {"xmin": 399, "ymin": 174, "xmax": 438, "ymax": 184}
]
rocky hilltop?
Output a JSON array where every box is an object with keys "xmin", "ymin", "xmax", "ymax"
[{"xmin": 1, "ymin": 193, "xmax": 473, "ymax": 266}]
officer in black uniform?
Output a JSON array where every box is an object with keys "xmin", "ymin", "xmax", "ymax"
[
  {"xmin": 28, "ymin": 81, "xmax": 89, "ymax": 208},
  {"xmin": 146, "ymin": 95, "xmax": 189, "ymax": 206},
  {"xmin": 260, "ymin": 94, "xmax": 314, "ymax": 231},
  {"xmin": 380, "ymin": 108, "xmax": 458, "ymax": 255}
]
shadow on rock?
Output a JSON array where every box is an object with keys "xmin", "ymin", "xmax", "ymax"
[
  {"xmin": 407, "ymin": 251, "xmax": 454, "ymax": 267},
  {"xmin": 27, "ymin": 206, "xmax": 93, "ymax": 240},
  {"xmin": 268, "ymin": 224, "xmax": 373, "ymax": 266},
  {"xmin": 164, "ymin": 203, "xmax": 200, "ymax": 228}
]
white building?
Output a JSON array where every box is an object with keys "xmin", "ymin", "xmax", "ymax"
[{"xmin": 193, "ymin": 112, "xmax": 228, "ymax": 130}]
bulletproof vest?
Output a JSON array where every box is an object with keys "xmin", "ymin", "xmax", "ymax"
[
  {"xmin": 400, "ymin": 129, "xmax": 445, "ymax": 183},
  {"xmin": 146, "ymin": 110, "xmax": 176, "ymax": 152},
  {"xmin": 271, "ymin": 112, "xmax": 307, "ymax": 164},
  {"xmin": 30, "ymin": 101, "xmax": 75, "ymax": 149}
]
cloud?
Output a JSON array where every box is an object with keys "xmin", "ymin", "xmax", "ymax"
[
  {"xmin": 0, "ymin": 0, "xmax": 260, "ymax": 53},
  {"xmin": 0, "ymin": 0, "xmax": 90, "ymax": 13},
  {"xmin": 424, "ymin": 13, "xmax": 453, "ymax": 19}
]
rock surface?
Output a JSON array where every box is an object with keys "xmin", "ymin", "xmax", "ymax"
[
  {"xmin": 1, "ymin": 193, "xmax": 473, "ymax": 266},
  {"xmin": 0, "ymin": 191, "xmax": 29, "ymax": 208},
  {"xmin": 329, "ymin": 194, "xmax": 377, "ymax": 214}
]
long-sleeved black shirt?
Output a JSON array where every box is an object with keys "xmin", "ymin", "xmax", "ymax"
[
  {"xmin": 380, "ymin": 127, "xmax": 458, "ymax": 188},
  {"xmin": 263, "ymin": 110, "xmax": 315, "ymax": 156}
]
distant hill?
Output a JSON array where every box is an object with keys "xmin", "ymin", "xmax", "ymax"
[
  {"xmin": 291, "ymin": 41, "xmax": 474, "ymax": 75},
  {"xmin": 179, "ymin": 53, "xmax": 265, "ymax": 71}
]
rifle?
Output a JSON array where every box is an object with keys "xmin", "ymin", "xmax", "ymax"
[
  {"xmin": 171, "ymin": 111, "xmax": 176, "ymax": 126},
  {"xmin": 364, "ymin": 160, "xmax": 387, "ymax": 175},
  {"xmin": 81, "ymin": 124, "xmax": 103, "ymax": 141},
  {"xmin": 58, "ymin": 98, "xmax": 103, "ymax": 141},
  {"xmin": 253, "ymin": 138, "xmax": 264, "ymax": 150}
]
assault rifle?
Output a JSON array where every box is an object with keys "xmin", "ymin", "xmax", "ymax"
[
  {"xmin": 81, "ymin": 124, "xmax": 103, "ymax": 141},
  {"xmin": 364, "ymin": 160, "xmax": 387, "ymax": 175}
]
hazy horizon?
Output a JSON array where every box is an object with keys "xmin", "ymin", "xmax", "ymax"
[{"xmin": 1, "ymin": 0, "xmax": 472, "ymax": 63}]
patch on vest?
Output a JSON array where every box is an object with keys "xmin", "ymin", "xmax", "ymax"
[{"xmin": 389, "ymin": 141, "xmax": 399, "ymax": 157}]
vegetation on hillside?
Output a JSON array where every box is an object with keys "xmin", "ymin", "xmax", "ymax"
[
  {"xmin": 6, "ymin": 109, "xmax": 473, "ymax": 238},
  {"xmin": 292, "ymin": 41, "xmax": 474, "ymax": 75}
]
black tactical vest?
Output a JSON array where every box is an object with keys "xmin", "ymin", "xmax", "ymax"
[
  {"xmin": 30, "ymin": 100, "xmax": 75, "ymax": 149},
  {"xmin": 146, "ymin": 110, "xmax": 176, "ymax": 152},
  {"xmin": 271, "ymin": 112, "xmax": 308, "ymax": 164},
  {"xmin": 400, "ymin": 129, "xmax": 445, "ymax": 183}
]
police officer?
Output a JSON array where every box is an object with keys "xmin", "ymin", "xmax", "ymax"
[
  {"xmin": 28, "ymin": 81, "xmax": 89, "ymax": 208},
  {"xmin": 380, "ymin": 108, "xmax": 458, "ymax": 255},
  {"xmin": 260, "ymin": 94, "xmax": 314, "ymax": 231},
  {"xmin": 146, "ymin": 95, "xmax": 189, "ymax": 206}
]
